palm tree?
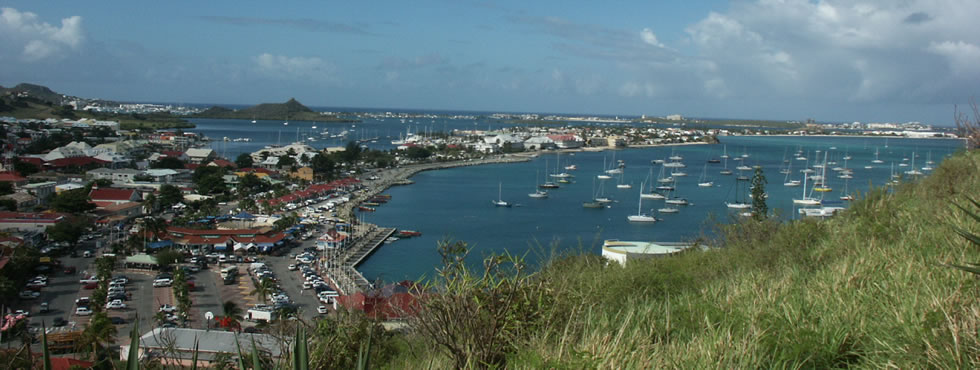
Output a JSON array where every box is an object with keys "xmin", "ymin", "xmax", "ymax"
[
  {"xmin": 78, "ymin": 312, "xmax": 116, "ymax": 365},
  {"xmin": 249, "ymin": 278, "xmax": 276, "ymax": 304},
  {"xmin": 143, "ymin": 192, "xmax": 158, "ymax": 213},
  {"xmin": 221, "ymin": 300, "xmax": 243, "ymax": 331}
]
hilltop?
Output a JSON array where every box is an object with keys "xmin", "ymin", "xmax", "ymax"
[
  {"xmin": 194, "ymin": 98, "xmax": 358, "ymax": 122},
  {"xmin": 0, "ymin": 83, "xmax": 68, "ymax": 105},
  {"xmin": 372, "ymin": 149, "xmax": 980, "ymax": 368}
]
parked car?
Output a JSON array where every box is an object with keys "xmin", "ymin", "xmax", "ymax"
[
  {"xmin": 159, "ymin": 304, "xmax": 177, "ymax": 313},
  {"xmin": 13, "ymin": 309, "xmax": 29, "ymax": 317},
  {"xmin": 75, "ymin": 297, "xmax": 91, "ymax": 307},
  {"xmin": 105, "ymin": 300, "xmax": 127, "ymax": 310},
  {"xmin": 83, "ymin": 282, "xmax": 97, "ymax": 290},
  {"xmin": 317, "ymin": 306, "xmax": 329, "ymax": 314},
  {"xmin": 75, "ymin": 307, "xmax": 93, "ymax": 316},
  {"xmin": 79, "ymin": 276, "xmax": 98, "ymax": 284},
  {"xmin": 82, "ymin": 250, "xmax": 93, "ymax": 258},
  {"xmin": 153, "ymin": 278, "xmax": 173, "ymax": 287},
  {"xmin": 19, "ymin": 291, "xmax": 40, "ymax": 299},
  {"xmin": 39, "ymin": 302, "xmax": 49, "ymax": 313},
  {"xmin": 108, "ymin": 292, "xmax": 127, "ymax": 301},
  {"xmin": 287, "ymin": 264, "xmax": 297, "ymax": 271}
]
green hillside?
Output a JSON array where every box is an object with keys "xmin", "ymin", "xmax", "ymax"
[
  {"xmin": 366, "ymin": 148, "xmax": 980, "ymax": 368},
  {"xmin": 194, "ymin": 98, "xmax": 358, "ymax": 122},
  {"xmin": 0, "ymin": 83, "xmax": 66, "ymax": 105}
]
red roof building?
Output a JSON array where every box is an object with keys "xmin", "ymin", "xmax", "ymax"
[
  {"xmin": 0, "ymin": 173, "xmax": 28, "ymax": 186},
  {"xmin": 89, "ymin": 187, "xmax": 142, "ymax": 206},
  {"xmin": 209, "ymin": 159, "xmax": 236, "ymax": 168},
  {"xmin": 46, "ymin": 156, "xmax": 109, "ymax": 168},
  {"xmin": 337, "ymin": 281, "xmax": 422, "ymax": 319}
]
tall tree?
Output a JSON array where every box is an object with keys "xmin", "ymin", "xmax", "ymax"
[
  {"xmin": 46, "ymin": 215, "xmax": 91, "ymax": 247},
  {"xmin": 750, "ymin": 167, "xmax": 768, "ymax": 221},
  {"xmin": 50, "ymin": 188, "xmax": 95, "ymax": 213},
  {"xmin": 152, "ymin": 156, "xmax": 185, "ymax": 169},
  {"xmin": 235, "ymin": 153, "xmax": 254, "ymax": 168},
  {"xmin": 157, "ymin": 184, "xmax": 184, "ymax": 208}
]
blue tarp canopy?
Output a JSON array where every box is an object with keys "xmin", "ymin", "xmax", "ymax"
[
  {"xmin": 147, "ymin": 240, "xmax": 173, "ymax": 249},
  {"xmin": 233, "ymin": 212, "xmax": 257, "ymax": 220},
  {"xmin": 213, "ymin": 245, "xmax": 227, "ymax": 251},
  {"xmin": 216, "ymin": 215, "xmax": 231, "ymax": 221}
]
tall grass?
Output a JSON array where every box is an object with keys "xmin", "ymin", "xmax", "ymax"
[{"xmin": 386, "ymin": 150, "xmax": 980, "ymax": 368}]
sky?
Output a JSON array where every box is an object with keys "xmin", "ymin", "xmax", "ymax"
[{"xmin": 1, "ymin": 1, "xmax": 978, "ymax": 125}]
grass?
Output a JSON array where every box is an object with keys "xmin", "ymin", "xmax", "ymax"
[{"xmin": 382, "ymin": 149, "xmax": 980, "ymax": 368}]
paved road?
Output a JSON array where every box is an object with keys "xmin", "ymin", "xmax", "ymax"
[{"xmin": 263, "ymin": 250, "xmax": 324, "ymax": 321}]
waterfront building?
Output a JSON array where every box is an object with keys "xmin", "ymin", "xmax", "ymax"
[{"xmin": 600, "ymin": 240, "xmax": 689, "ymax": 266}]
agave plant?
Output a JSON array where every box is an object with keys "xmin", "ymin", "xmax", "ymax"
[{"xmin": 949, "ymin": 197, "xmax": 980, "ymax": 274}]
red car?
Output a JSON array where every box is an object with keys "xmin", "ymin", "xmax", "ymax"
[{"xmin": 83, "ymin": 282, "xmax": 98, "ymax": 290}]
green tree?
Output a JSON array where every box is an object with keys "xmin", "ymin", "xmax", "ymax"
[
  {"xmin": 50, "ymin": 188, "xmax": 95, "ymax": 213},
  {"xmin": 0, "ymin": 181, "xmax": 13, "ymax": 195},
  {"xmin": 0, "ymin": 198, "xmax": 16, "ymax": 211},
  {"xmin": 158, "ymin": 184, "xmax": 183, "ymax": 208},
  {"xmin": 235, "ymin": 153, "xmax": 254, "ymax": 168},
  {"xmin": 155, "ymin": 248, "xmax": 184, "ymax": 269},
  {"xmin": 342, "ymin": 141, "xmax": 362, "ymax": 163},
  {"xmin": 249, "ymin": 278, "xmax": 276, "ymax": 304},
  {"xmin": 278, "ymin": 154, "xmax": 297, "ymax": 168},
  {"xmin": 239, "ymin": 198, "xmax": 257, "ymax": 212},
  {"xmin": 142, "ymin": 192, "xmax": 157, "ymax": 213},
  {"xmin": 78, "ymin": 311, "xmax": 116, "ymax": 365},
  {"xmin": 221, "ymin": 300, "xmax": 243, "ymax": 331},
  {"xmin": 196, "ymin": 174, "xmax": 228, "ymax": 194},
  {"xmin": 310, "ymin": 153, "xmax": 335, "ymax": 181},
  {"xmin": 405, "ymin": 146, "xmax": 432, "ymax": 160},
  {"xmin": 13, "ymin": 160, "xmax": 39, "ymax": 177},
  {"xmin": 46, "ymin": 215, "xmax": 91, "ymax": 247},
  {"xmin": 238, "ymin": 173, "xmax": 268, "ymax": 197},
  {"xmin": 750, "ymin": 167, "xmax": 768, "ymax": 221},
  {"xmin": 152, "ymin": 156, "xmax": 186, "ymax": 169}
]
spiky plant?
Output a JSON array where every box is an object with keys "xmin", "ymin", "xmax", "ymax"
[{"xmin": 949, "ymin": 196, "xmax": 980, "ymax": 274}]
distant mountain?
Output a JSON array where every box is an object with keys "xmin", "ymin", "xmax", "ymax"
[
  {"xmin": 1, "ymin": 83, "xmax": 68, "ymax": 105},
  {"xmin": 195, "ymin": 98, "xmax": 357, "ymax": 122}
]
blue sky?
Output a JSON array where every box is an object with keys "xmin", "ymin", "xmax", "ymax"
[{"xmin": 1, "ymin": 1, "xmax": 977, "ymax": 125}]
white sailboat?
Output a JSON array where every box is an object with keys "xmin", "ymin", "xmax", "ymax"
[
  {"xmin": 697, "ymin": 163, "xmax": 713, "ymax": 187},
  {"xmin": 616, "ymin": 169, "xmax": 632, "ymax": 189},
  {"xmin": 871, "ymin": 147, "xmax": 884, "ymax": 164},
  {"xmin": 720, "ymin": 145, "xmax": 730, "ymax": 159},
  {"xmin": 922, "ymin": 151, "xmax": 934, "ymax": 171},
  {"xmin": 640, "ymin": 167, "xmax": 665, "ymax": 199},
  {"xmin": 783, "ymin": 159, "xmax": 800, "ymax": 187},
  {"xmin": 627, "ymin": 182, "xmax": 658, "ymax": 223},
  {"xmin": 792, "ymin": 168, "xmax": 821, "ymax": 206},
  {"xmin": 664, "ymin": 178, "xmax": 688, "ymax": 205},
  {"xmin": 725, "ymin": 175, "xmax": 751, "ymax": 209},
  {"xmin": 491, "ymin": 182, "xmax": 511, "ymax": 207},
  {"xmin": 528, "ymin": 170, "xmax": 548, "ymax": 198},
  {"xmin": 904, "ymin": 151, "xmax": 923, "ymax": 176}
]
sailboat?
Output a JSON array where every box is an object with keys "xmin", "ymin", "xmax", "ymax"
[
  {"xmin": 813, "ymin": 153, "xmax": 833, "ymax": 192},
  {"xmin": 922, "ymin": 151, "xmax": 934, "ymax": 171},
  {"xmin": 839, "ymin": 175, "xmax": 854, "ymax": 201},
  {"xmin": 491, "ymin": 182, "xmax": 511, "ymax": 207},
  {"xmin": 583, "ymin": 178, "xmax": 605, "ymax": 208},
  {"xmin": 725, "ymin": 175, "xmax": 751, "ymax": 209},
  {"xmin": 871, "ymin": 147, "xmax": 884, "ymax": 164},
  {"xmin": 251, "ymin": 115, "xmax": 257, "ymax": 124},
  {"xmin": 664, "ymin": 178, "xmax": 688, "ymax": 205},
  {"xmin": 719, "ymin": 154, "xmax": 733, "ymax": 175},
  {"xmin": 904, "ymin": 151, "xmax": 923, "ymax": 176},
  {"xmin": 594, "ymin": 177, "xmax": 613, "ymax": 203},
  {"xmin": 640, "ymin": 167, "xmax": 665, "ymax": 199},
  {"xmin": 793, "ymin": 165, "xmax": 822, "ymax": 206},
  {"xmin": 627, "ymin": 183, "xmax": 658, "ymax": 223},
  {"xmin": 539, "ymin": 158, "xmax": 560, "ymax": 189},
  {"xmin": 597, "ymin": 157, "xmax": 613, "ymax": 179},
  {"xmin": 697, "ymin": 163, "xmax": 713, "ymax": 187},
  {"xmin": 783, "ymin": 160, "xmax": 800, "ymax": 186},
  {"xmin": 616, "ymin": 169, "xmax": 632, "ymax": 189},
  {"xmin": 720, "ymin": 145, "xmax": 730, "ymax": 159},
  {"xmin": 551, "ymin": 152, "xmax": 574, "ymax": 178},
  {"xmin": 529, "ymin": 170, "xmax": 548, "ymax": 198}
]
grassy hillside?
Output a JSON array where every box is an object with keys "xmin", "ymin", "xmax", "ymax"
[
  {"xmin": 381, "ymin": 149, "xmax": 979, "ymax": 368},
  {"xmin": 0, "ymin": 95, "xmax": 194, "ymax": 129}
]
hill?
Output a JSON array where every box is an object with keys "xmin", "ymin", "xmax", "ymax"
[
  {"xmin": 194, "ymin": 98, "xmax": 358, "ymax": 122},
  {"xmin": 0, "ymin": 83, "xmax": 67, "ymax": 105},
  {"xmin": 369, "ymin": 149, "xmax": 980, "ymax": 368}
]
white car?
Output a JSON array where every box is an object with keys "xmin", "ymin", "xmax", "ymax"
[
  {"xmin": 287, "ymin": 264, "xmax": 297, "ymax": 271},
  {"xmin": 105, "ymin": 300, "xmax": 127, "ymax": 310},
  {"xmin": 19, "ymin": 291, "xmax": 40, "ymax": 299},
  {"xmin": 75, "ymin": 307, "xmax": 93, "ymax": 316},
  {"xmin": 79, "ymin": 276, "xmax": 99, "ymax": 284},
  {"xmin": 153, "ymin": 278, "xmax": 173, "ymax": 287},
  {"xmin": 317, "ymin": 306, "xmax": 329, "ymax": 314},
  {"xmin": 159, "ymin": 304, "xmax": 177, "ymax": 313},
  {"xmin": 302, "ymin": 282, "xmax": 312, "ymax": 289}
]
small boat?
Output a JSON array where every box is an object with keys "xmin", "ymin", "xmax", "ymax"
[
  {"xmin": 583, "ymin": 201, "xmax": 604, "ymax": 208},
  {"xmin": 697, "ymin": 163, "xmax": 713, "ymax": 187},
  {"xmin": 529, "ymin": 170, "xmax": 549, "ymax": 198},
  {"xmin": 670, "ymin": 171, "xmax": 688, "ymax": 177},
  {"xmin": 565, "ymin": 164, "xmax": 577, "ymax": 170},
  {"xmin": 362, "ymin": 202, "xmax": 380, "ymax": 207},
  {"xmin": 398, "ymin": 230, "xmax": 422, "ymax": 237},
  {"xmin": 492, "ymin": 182, "xmax": 511, "ymax": 207},
  {"xmin": 627, "ymin": 184, "xmax": 658, "ymax": 223},
  {"xmin": 736, "ymin": 165, "xmax": 752, "ymax": 171},
  {"xmin": 658, "ymin": 207, "xmax": 679, "ymax": 214},
  {"xmin": 720, "ymin": 145, "xmax": 730, "ymax": 159},
  {"xmin": 358, "ymin": 206, "xmax": 376, "ymax": 212},
  {"xmin": 664, "ymin": 198, "xmax": 688, "ymax": 205},
  {"xmin": 558, "ymin": 178, "xmax": 572, "ymax": 184},
  {"xmin": 597, "ymin": 174, "xmax": 612, "ymax": 180},
  {"xmin": 725, "ymin": 202, "xmax": 751, "ymax": 209},
  {"xmin": 539, "ymin": 182, "xmax": 560, "ymax": 189}
]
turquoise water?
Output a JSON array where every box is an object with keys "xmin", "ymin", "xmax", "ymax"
[
  {"xmin": 184, "ymin": 119, "xmax": 964, "ymax": 283},
  {"xmin": 356, "ymin": 136, "xmax": 963, "ymax": 282}
]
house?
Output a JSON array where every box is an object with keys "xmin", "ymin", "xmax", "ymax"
[
  {"xmin": 0, "ymin": 173, "xmax": 28, "ymax": 187},
  {"xmin": 316, "ymin": 230, "xmax": 347, "ymax": 250},
  {"xmin": 86, "ymin": 168, "xmax": 142, "ymax": 184},
  {"xmin": 0, "ymin": 192, "xmax": 37, "ymax": 209},
  {"xmin": 0, "ymin": 212, "xmax": 65, "ymax": 232},
  {"xmin": 289, "ymin": 166, "xmax": 313, "ymax": 181},
  {"xmin": 143, "ymin": 169, "xmax": 178, "ymax": 183},
  {"xmin": 122, "ymin": 328, "xmax": 283, "ymax": 367},
  {"xmin": 89, "ymin": 187, "xmax": 142, "ymax": 207},
  {"xmin": 208, "ymin": 159, "xmax": 236, "ymax": 169},
  {"xmin": 21, "ymin": 182, "xmax": 56, "ymax": 203},
  {"xmin": 94, "ymin": 201, "xmax": 144, "ymax": 224},
  {"xmin": 523, "ymin": 136, "xmax": 556, "ymax": 151},
  {"xmin": 547, "ymin": 134, "xmax": 584, "ymax": 149},
  {"xmin": 487, "ymin": 134, "xmax": 524, "ymax": 151},
  {"xmin": 185, "ymin": 148, "xmax": 215, "ymax": 164}
]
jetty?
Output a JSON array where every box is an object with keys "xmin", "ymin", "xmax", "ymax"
[{"xmin": 326, "ymin": 226, "xmax": 396, "ymax": 294}]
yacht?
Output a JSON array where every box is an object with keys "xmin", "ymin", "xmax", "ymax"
[
  {"xmin": 627, "ymin": 185, "xmax": 658, "ymax": 223},
  {"xmin": 491, "ymin": 183, "xmax": 511, "ymax": 207}
]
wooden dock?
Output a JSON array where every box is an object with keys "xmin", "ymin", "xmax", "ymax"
[{"xmin": 327, "ymin": 226, "xmax": 396, "ymax": 295}]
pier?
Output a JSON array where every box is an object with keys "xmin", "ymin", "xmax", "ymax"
[{"xmin": 325, "ymin": 226, "xmax": 396, "ymax": 295}]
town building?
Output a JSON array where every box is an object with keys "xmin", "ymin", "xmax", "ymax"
[{"xmin": 0, "ymin": 212, "xmax": 65, "ymax": 232}]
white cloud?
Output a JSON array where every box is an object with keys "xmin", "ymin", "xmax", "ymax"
[
  {"xmin": 0, "ymin": 7, "xmax": 84, "ymax": 61},
  {"xmin": 927, "ymin": 40, "xmax": 980, "ymax": 78},
  {"xmin": 254, "ymin": 53, "xmax": 332, "ymax": 79},
  {"xmin": 640, "ymin": 28, "xmax": 664, "ymax": 48}
]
